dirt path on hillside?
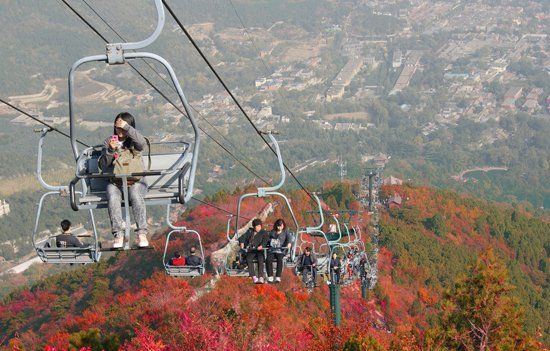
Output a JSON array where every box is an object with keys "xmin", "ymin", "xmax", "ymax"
[{"xmin": 452, "ymin": 166, "xmax": 508, "ymax": 182}]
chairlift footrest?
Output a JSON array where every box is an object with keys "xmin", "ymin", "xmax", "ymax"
[{"xmin": 99, "ymin": 242, "xmax": 154, "ymax": 252}]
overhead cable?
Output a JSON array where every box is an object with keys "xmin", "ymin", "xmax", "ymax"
[
  {"xmin": 162, "ymin": 0, "xmax": 315, "ymax": 202},
  {"xmin": 59, "ymin": 0, "xmax": 269, "ymax": 184}
]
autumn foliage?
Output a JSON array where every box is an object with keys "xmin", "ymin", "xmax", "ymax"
[{"xmin": 1, "ymin": 184, "xmax": 547, "ymax": 350}]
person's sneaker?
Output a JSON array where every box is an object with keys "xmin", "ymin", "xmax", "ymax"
[
  {"xmin": 275, "ymin": 277, "xmax": 282, "ymax": 283},
  {"xmin": 252, "ymin": 276, "xmax": 258, "ymax": 284},
  {"xmin": 112, "ymin": 234, "xmax": 124, "ymax": 249},
  {"xmin": 259, "ymin": 277, "xmax": 265, "ymax": 284},
  {"xmin": 267, "ymin": 276, "xmax": 274, "ymax": 283},
  {"xmin": 138, "ymin": 233, "xmax": 149, "ymax": 247}
]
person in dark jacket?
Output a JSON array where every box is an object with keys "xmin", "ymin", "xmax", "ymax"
[
  {"xmin": 329, "ymin": 252, "xmax": 342, "ymax": 284},
  {"xmin": 238, "ymin": 218, "xmax": 269, "ymax": 283},
  {"xmin": 266, "ymin": 218, "xmax": 292, "ymax": 283},
  {"xmin": 99, "ymin": 112, "xmax": 149, "ymax": 249},
  {"xmin": 56, "ymin": 220, "xmax": 86, "ymax": 248},
  {"xmin": 169, "ymin": 251, "xmax": 185, "ymax": 266},
  {"xmin": 186, "ymin": 247, "xmax": 202, "ymax": 266},
  {"xmin": 297, "ymin": 247, "xmax": 317, "ymax": 283}
]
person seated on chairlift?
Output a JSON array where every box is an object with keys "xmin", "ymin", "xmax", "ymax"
[
  {"xmin": 297, "ymin": 247, "xmax": 317, "ymax": 285},
  {"xmin": 99, "ymin": 112, "xmax": 149, "ymax": 249},
  {"xmin": 169, "ymin": 251, "xmax": 186, "ymax": 266},
  {"xmin": 232, "ymin": 250, "xmax": 247, "ymax": 270},
  {"xmin": 330, "ymin": 252, "xmax": 342, "ymax": 285},
  {"xmin": 266, "ymin": 218, "xmax": 292, "ymax": 283},
  {"xmin": 186, "ymin": 247, "xmax": 202, "ymax": 267},
  {"xmin": 238, "ymin": 218, "xmax": 269, "ymax": 284},
  {"xmin": 55, "ymin": 219, "xmax": 86, "ymax": 248},
  {"xmin": 346, "ymin": 252, "xmax": 354, "ymax": 279}
]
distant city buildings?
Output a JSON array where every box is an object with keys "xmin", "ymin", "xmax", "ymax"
[
  {"xmin": 390, "ymin": 50, "xmax": 422, "ymax": 95},
  {"xmin": 0, "ymin": 200, "xmax": 10, "ymax": 217},
  {"xmin": 382, "ymin": 176, "xmax": 403, "ymax": 186},
  {"xmin": 523, "ymin": 88, "xmax": 543, "ymax": 113},
  {"xmin": 502, "ymin": 87, "xmax": 523, "ymax": 110},
  {"xmin": 326, "ymin": 57, "xmax": 364, "ymax": 102},
  {"xmin": 392, "ymin": 49, "xmax": 403, "ymax": 68}
]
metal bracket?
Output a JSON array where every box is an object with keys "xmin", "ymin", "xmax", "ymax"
[{"xmin": 106, "ymin": 44, "xmax": 125, "ymax": 64}]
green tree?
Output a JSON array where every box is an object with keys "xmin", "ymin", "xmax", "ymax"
[
  {"xmin": 343, "ymin": 334, "xmax": 386, "ymax": 351},
  {"xmin": 423, "ymin": 213, "xmax": 448, "ymax": 237},
  {"xmin": 435, "ymin": 249, "xmax": 540, "ymax": 351}
]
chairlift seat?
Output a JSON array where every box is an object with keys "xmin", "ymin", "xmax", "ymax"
[
  {"xmin": 165, "ymin": 265, "xmax": 203, "ymax": 277},
  {"xmin": 225, "ymin": 268, "xmax": 250, "ymax": 277},
  {"xmin": 36, "ymin": 241, "xmax": 98, "ymax": 264},
  {"xmin": 72, "ymin": 143, "xmax": 192, "ymax": 209}
]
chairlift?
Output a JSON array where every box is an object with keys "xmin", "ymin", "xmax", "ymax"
[
  {"xmin": 32, "ymin": 128, "xmax": 101, "ymax": 264},
  {"xmin": 67, "ymin": 0, "xmax": 200, "ymax": 251},
  {"xmin": 328, "ymin": 242, "xmax": 363, "ymax": 286},
  {"xmin": 163, "ymin": 204, "xmax": 205, "ymax": 277},
  {"xmin": 224, "ymin": 132, "xmax": 299, "ymax": 276},
  {"xmin": 296, "ymin": 195, "xmax": 331, "ymax": 273}
]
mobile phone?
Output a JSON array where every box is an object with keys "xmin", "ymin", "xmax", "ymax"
[{"xmin": 111, "ymin": 135, "xmax": 119, "ymax": 142}]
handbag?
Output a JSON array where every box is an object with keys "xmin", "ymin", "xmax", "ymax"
[{"xmin": 112, "ymin": 138, "xmax": 151, "ymax": 184}]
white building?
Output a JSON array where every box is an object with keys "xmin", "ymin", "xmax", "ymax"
[{"xmin": 0, "ymin": 200, "xmax": 11, "ymax": 217}]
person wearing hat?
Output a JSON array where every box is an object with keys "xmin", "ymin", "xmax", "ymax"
[{"xmin": 238, "ymin": 218, "xmax": 269, "ymax": 283}]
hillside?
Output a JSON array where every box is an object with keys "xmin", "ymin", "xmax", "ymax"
[{"xmin": 0, "ymin": 183, "xmax": 548, "ymax": 350}]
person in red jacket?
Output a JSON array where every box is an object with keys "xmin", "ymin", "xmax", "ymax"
[{"xmin": 169, "ymin": 251, "xmax": 186, "ymax": 266}]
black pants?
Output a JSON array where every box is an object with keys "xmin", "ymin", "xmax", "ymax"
[
  {"xmin": 266, "ymin": 252, "xmax": 285, "ymax": 277},
  {"xmin": 299, "ymin": 265, "xmax": 316, "ymax": 281},
  {"xmin": 246, "ymin": 251, "xmax": 265, "ymax": 277},
  {"xmin": 331, "ymin": 268, "xmax": 340, "ymax": 284}
]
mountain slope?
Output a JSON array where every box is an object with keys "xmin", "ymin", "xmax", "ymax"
[{"xmin": 0, "ymin": 183, "xmax": 547, "ymax": 350}]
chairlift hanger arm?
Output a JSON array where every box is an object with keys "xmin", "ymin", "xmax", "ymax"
[
  {"xmin": 112, "ymin": 0, "xmax": 165, "ymax": 51},
  {"xmin": 36, "ymin": 128, "xmax": 68, "ymax": 192},
  {"xmin": 162, "ymin": 0, "xmax": 316, "ymax": 203},
  {"xmin": 305, "ymin": 193, "xmax": 324, "ymax": 233},
  {"xmin": 257, "ymin": 133, "xmax": 285, "ymax": 195}
]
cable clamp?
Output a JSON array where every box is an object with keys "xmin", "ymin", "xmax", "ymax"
[{"xmin": 106, "ymin": 44, "xmax": 125, "ymax": 64}]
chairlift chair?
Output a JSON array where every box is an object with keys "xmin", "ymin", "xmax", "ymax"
[
  {"xmin": 32, "ymin": 128, "xmax": 101, "ymax": 264},
  {"xmin": 296, "ymin": 194, "xmax": 332, "ymax": 273},
  {"xmin": 163, "ymin": 204, "xmax": 205, "ymax": 277},
  {"xmin": 328, "ymin": 243, "xmax": 362, "ymax": 286},
  {"xmin": 67, "ymin": 0, "xmax": 200, "ymax": 251},
  {"xmin": 224, "ymin": 132, "xmax": 299, "ymax": 276}
]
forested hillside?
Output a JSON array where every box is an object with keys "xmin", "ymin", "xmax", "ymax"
[{"xmin": 1, "ymin": 183, "xmax": 548, "ymax": 349}]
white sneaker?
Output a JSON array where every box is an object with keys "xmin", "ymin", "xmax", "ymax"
[
  {"xmin": 275, "ymin": 277, "xmax": 281, "ymax": 283},
  {"xmin": 267, "ymin": 276, "xmax": 274, "ymax": 283},
  {"xmin": 112, "ymin": 235, "xmax": 124, "ymax": 249},
  {"xmin": 138, "ymin": 233, "xmax": 149, "ymax": 247},
  {"xmin": 259, "ymin": 277, "xmax": 265, "ymax": 284},
  {"xmin": 252, "ymin": 276, "xmax": 258, "ymax": 283}
]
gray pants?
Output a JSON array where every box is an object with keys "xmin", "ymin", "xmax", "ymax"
[{"xmin": 106, "ymin": 181, "xmax": 148, "ymax": 236}]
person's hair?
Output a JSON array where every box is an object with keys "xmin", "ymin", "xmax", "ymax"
[
  {"xmin": 332, "ymin": 252, "xmax": 337, "ymax": 257},
  {"xmin": 174, "ymin": 251, "xmax": 181, "ymax": 258},
  {"xmin": 252, "ymin": 218, "xmax": 262, "ymax": 228},
  {"xmin": 190, "ymin": 247, "xmax": 196, "ymax": 254},
  {"xmin": 113, "ymin": 112, "xmax": 136, "ymax": 134},
  {"xmin": 60, "ymin": 219, "xmax": 71, "ymax": 232},
  {"xmin": 272, "ymin": 218, "xmax": 286, "ymax": 231},
  {"xmin": 305, "ymin": 247, "xmax": 312, "ymax": 253}
]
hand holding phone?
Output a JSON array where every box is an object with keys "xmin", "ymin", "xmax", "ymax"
[{"xmin": 109, "ymin": 135, "xmax": 121, "ymax": 150}]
